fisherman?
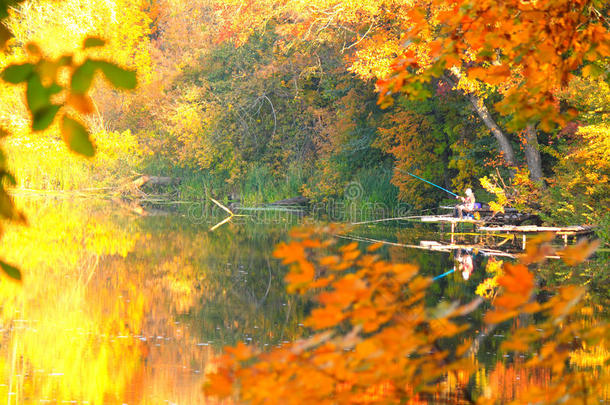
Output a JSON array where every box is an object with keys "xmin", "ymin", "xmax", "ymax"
[{"xmin": 454, "ymin": 188, "xmax": 476, "ymax": 219}]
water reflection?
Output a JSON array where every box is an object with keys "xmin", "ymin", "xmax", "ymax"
[
  {"xmin": 455, "ymin": 249, "xmax": 474, "ymax": 280},
  {"xmin": 0, "ymin": 198, "xmax": 606, "ymax": 403},
  {"xmin": 0, "ymin": 198, "xmax": 301, "ymax": 404}
]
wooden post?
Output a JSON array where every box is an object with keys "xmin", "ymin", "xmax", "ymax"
[
  {"xmin": 522, "ymin": 234, "xmax": 526, "ymax": 250},
  {"xmin": 563, "ymin": 234, "xmax": 568, "ymax": 246},
  {"xmin": 451, "ymin": 222, "xmax": 455, "ymax": 244}
]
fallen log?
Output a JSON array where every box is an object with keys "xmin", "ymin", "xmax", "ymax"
[
  {"xmin": 268, "ymin": 196, "xmax": 309, "ymax": 206},
  {"xmin": 131, "ymin": 175, "xmax": 181, "ymax": 188}
]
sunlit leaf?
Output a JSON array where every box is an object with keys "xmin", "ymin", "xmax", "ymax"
[
  {"xmin": 2, "ymin": 63, "xmax": 34, "ymax": 83},
  {"xmin": 26, "ymin": 74, "xmax": 49, "ymax": 114},
  {"xmin": 0, "ymin": 187, "xmax": 25, "ymax": 223},
  {"xmin": 0, "ymin": 170, "xmax": 16, "ymax": 186},
  {"xmin": 93, "ymin": 61, "xmax": 137, "ymax": 89},
  {"xmin": 32, "ymin": 104, "xmax": 60, "ymax": 131},
  {"xmin": 25, "ymin": 42, "xmax": 41, "ymax": 58},
  {"xmin": 61, "ymin": 115, "xmax": 94, "ymax": 157},
  {"xmin": 47, "ymin": 83, "xmax": 62, "ymax": 95},
  {"xmin": 0, "ymin": 260, "xmax": 21, "ymax": 281},
  {"xmin": 0, "ymin": 24, "xmax": 13, "ymax": 50},
  {"xmin": 67, "ymin": 93, "xmax": 94, "ymax": 114},
  {"xmin": 57, "ymin": 55, "xmax": 73, "ymax": 66},
  {"xmin": 83, "ymin": 37, "xmax": 106, "ymax": 49},
  {"xmin": 70, "ymin": 60, "xmax": 96, "ymax": 94}
]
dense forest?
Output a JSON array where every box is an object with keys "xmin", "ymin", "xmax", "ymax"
[{"xmin": 0, "ymin": 0, "xmax": 607, "ymax": 238}]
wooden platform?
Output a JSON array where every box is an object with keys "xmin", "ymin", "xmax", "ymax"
[
  {"xmin": 419, "ymin": 215, "xmax": 596, "ymax": 248},
  {"xmin": 477, "ymin": 225, "xmax": 595, "ymax": 235},
  {"xmin": 337, "ymin": 234, "xmax": 562, "ymax": 260},
  {"xmin": 421, "ymin": 215, "xmax": 482, "ymax": 224},
  {"xmin": 477, "ymin": 225, "xmax": 595, "ymax": 248}
]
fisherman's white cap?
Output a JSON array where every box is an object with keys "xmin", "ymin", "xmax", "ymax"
[{"xmin": 465, "ymin": 188, "xmax": 473, "ymax": 195}]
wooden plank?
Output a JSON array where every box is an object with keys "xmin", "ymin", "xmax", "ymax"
[
  {"xmin": 478, "ymin": 225, "xmax": 595, "ymax": 234},
  {"xmin": 421, "ymin": 215, "xmax": 482, "ymax": 224}
]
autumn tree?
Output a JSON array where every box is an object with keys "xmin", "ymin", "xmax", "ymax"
[
  {"xmin": 379, "ymin": 0, "xmax": 610, "ymax": 182},
  {"xmin": 209, "ymin": 0, "xmax": 609, "ymax": 187}
]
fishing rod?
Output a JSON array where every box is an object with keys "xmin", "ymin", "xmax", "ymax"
[
  {"xmin": 401, "ymin": 170, "xmax": 459, "ymax": 198},
  {"xmin": 432, "ymin": 267, "xmax": 456, "ymax": 281}
]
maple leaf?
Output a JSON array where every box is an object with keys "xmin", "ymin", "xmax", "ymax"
[
  {"xmin": 273, "ymin": 241, "xmax": 306, "ymax": 264},
  {"xmin": 497, "ymin": 263, "xmax": 534, "ymax": 295}
]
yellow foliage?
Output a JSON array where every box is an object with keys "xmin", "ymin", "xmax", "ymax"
[
  {"xmin": 4, "ymin": 129, "xmax": 142, "ymax": 190},
  {"xmin": 479, "ymin": 175, "xmax": 507, "ymax": 214}
]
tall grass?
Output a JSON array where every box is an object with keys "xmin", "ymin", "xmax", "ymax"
[
  {"xmin": 5, "ymin": 130, "xmax": 401, "ymax": 220},
  {"xmin": 239, "ymin": 163, "xmax": 305, "ymax": 205},
  {"xmin": 5, "ymin": 130, "xmax": 143, "ymax": 191}
]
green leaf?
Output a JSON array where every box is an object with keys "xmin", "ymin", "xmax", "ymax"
[
  {"xmin": 0, "ymin": 170, "xmax": 17, "ymax": 186},
  {"xmin": 0, "ymin": 260, "xmax": 21, "ymax": 281},
  {"xmin": 2, "ymin": 63, "xmax": 34, "ymax": 84},
  {"xmin": 26, "ymin": 74, "xmax": 50, "ymax": 114},
  {"xmin": 0, "ymin": 24, "xmax": 13, "ymax": 50},
  {"xmin": 0, "ymin": 5, "xmax": 9, "ymax": 20},
  {"xmin": 0, "ymin": 188, "xmax": 22, "ymax": 222},
  {"xmin": 57, "ymin": 55, "xmax": 73, "ymax": 67},
  {"xmin": 32, "ymin": 104, "xmax": 60, "ymax": 131},
  {"xmin": 83, "ymin": 37, "xmax": 105, "ymax": 48},
  {"xmin": 48, "ymin": 83, "xmax": 62, "ymax": 95},
  {"xmin": 70, "ymin": 60, "xmax": 96, "ymax": 94},
  {"xmin": 93, "ymin": 61, "xmax": 137, "ymax": 89},
  {"xmin": 61, "ymin": 115, "xmax": 95, "ymax": 157}
]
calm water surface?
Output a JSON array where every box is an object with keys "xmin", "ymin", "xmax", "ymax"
[{"xmin": 0, "ymin": 198, "xmax": 606, "ymax": 403}]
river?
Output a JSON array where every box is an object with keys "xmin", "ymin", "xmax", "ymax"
[{"xmin": 0, "ymin": 197, "xmax": 606, "ymax": 403}]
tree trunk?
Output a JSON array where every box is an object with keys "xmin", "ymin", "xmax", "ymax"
[
  {"xmin": 523, "ymin": 124, "xmax": 544, "ymax": 183},
  {"xmin": 465, "ymin": 92, "xmax": 517, "ymax": 166},
  {"xmin": 443, "ymin": 71, "xmax": 517, "ymax": 166}
]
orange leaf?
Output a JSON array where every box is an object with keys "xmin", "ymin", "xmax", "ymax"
[
  {"xmin": 484, "ymin": 309, "xmax": 519, "ymax": 324},
  {"xmin": 273, "ymin": 241, "xmax": 305, "ymax": 264},
  {"xmin": 456, "ymin": 338, "xmax": 472, "ymax": 357},
  {"xmin": 285, "ymin": 260, "xmax": 315, "ymax": 286},
  {"xmin": 306, "ymin": 306, "xmax": 346, "ymax": 329},
  {"xmin": 497, "ymin": 263, "xmax": 534, "ymax": 295},
  {"xmin": 501, "ymin": 337, "xmax": 530, "ymax": 352},
  {"xmin": 558, "ymin": 239, "xmax": 600, "ymax": 265},
  {"xmin": 343, "ymin": 249, "xmax": 360, "ymax": 261},
  {"xmin": 320, "ymin": 255, "xmax": 340, "ymax": 266},
  {"xmin": 204, "ymin": 372, "xmax": 234, "ymax": 398},
  {"xmin": 367, "ymin": 242, "xmax": 383, "ymax": 252},
  {"xmin": 67, "ymin": 93, "xmax": 94, "ymax": 115},
  {"xmin": 340, "ymin": 242, "xmax": 358, "ymax": 252},
  {"xmin": 520, "ymin": 232, "xmax": 555, "ymax": 264},
  {"xmin": 494, "ymin": 292, "xmax": 528, "ymax": 310},
  {"xmin": 226, "ymin": 341, "xmax": 253, "ymax": 361}
]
